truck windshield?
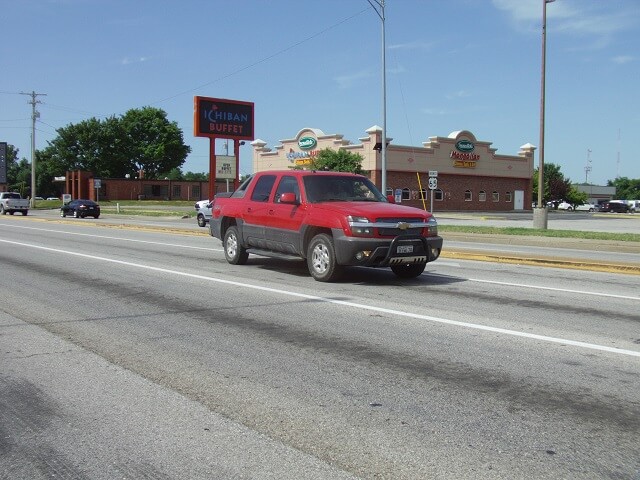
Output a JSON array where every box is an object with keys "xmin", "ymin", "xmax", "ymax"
[{"xmin": 303, "ymin": 175, "xmax": 386, "ymax": 203}]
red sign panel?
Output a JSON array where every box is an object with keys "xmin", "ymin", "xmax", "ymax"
[{"xmin": 194, "ymin": 96, "xmax": 254, "ymax": 141}]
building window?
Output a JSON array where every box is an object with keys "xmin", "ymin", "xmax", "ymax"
[
  {"xmin": 464, "ymin": 190, "xmax": 472, "ymax": 201},
  {"xmin": 173, "ymin": 185, "xmax": 181, "ymax": 198},
  {"xmin": 402, "ymin": 188, "xmax": 411, "ymax": 200},
  {"xmin": 479, "ymin": 190, "xmax": 486, "ymax": 202},
  {"xmin": 386, "ymin": 188, "xmax": 393, "ymax": 197},
  {"xmin": 420, "ymin": 188, "xmax": 427, "ymax": 200},
  {"xmin": 193, "ymin": 185, "xmax": 201, "ymax": 199},
  {"xmin": 492, "ymin": 191, "xmax": 500, "ymax": 202},
  {"xmin": 505, "ymin": 191, "xmax": 512, "ymax": 202},
  {"xmin": 435, "ymin": 189, "xmax": 443, "ymax": 201}
]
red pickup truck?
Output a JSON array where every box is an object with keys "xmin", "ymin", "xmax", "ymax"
[{"xmin": 209, "ymin": 170, "xmax": 443, "ymax": 282}]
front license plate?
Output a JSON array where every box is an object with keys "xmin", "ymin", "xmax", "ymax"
[{"xmin": 397, "ymin": 245, "xmax": 414, "ymax": 254}]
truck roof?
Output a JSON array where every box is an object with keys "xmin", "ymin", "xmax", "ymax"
[{"xmin": 255, "ymin": 170, "xmax": 365, "ymax": 177}]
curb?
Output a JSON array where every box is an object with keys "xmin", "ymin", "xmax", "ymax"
[{"xmin": 441, "ymin": 250, "xmax": 640, "ymax": 275}]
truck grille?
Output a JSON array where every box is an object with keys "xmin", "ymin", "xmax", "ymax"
[{"xmin": 375, "ymin": 217, "xmax": 425, "ymax": 236}]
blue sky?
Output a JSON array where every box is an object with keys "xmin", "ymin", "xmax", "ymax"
[{"xmin": 2, "ymin": 0, "xmax": 639, "ymax": 186}]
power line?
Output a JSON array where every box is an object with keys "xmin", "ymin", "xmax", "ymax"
[{"xmin": 151, "ymin": 7, "xmax": 370, "ymax": 105}]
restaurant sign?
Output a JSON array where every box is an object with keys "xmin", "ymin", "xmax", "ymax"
[
  {"xmin": 194, "ymin": 96, "xmax": 254, "ymax": 141},
  {"xmin": 451, "ymin": 140, "xmax": 479, "ymax": 167},
  {"xmin": 298, "ymin": 137, "xmax": 317, "ymax": 150},
  {"xmin": 455, "ymin": 140, "xmax": 475, "ymax": 152}
]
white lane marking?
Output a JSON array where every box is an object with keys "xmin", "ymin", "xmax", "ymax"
[
  {"xmin": 2, "ymin": 238, "xmax": 639, "ymax": 359},
  {"xmin": 4, "ymin": 223, "xmax": 635, "ymax": 299},
  {"xmin": 467, "ymin": 277, "xmax": 640, "ymax": 301},
  {"xmin": 0, "ymin": 222, "xmax": 218, "ymax": 252}
]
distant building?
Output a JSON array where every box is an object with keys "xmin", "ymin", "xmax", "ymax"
[
  {"xmin": 250, "ymin": 126, "xmax": 535, "ymax": 211},
  {"xmin": 573, "ymin": 184, "xmax": 616, "ymax": 205},
  {"xmin": 65, "ymin": 170, "xmax": 213, "ymax": 202}
]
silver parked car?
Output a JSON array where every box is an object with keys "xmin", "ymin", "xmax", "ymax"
[
  {"xmin": 574, "ymin": 202, "xmax": 597, "ymax": 212},
  {"xmin": 195, "ymin": 199, "xmax": 213, "ymax": 227}
]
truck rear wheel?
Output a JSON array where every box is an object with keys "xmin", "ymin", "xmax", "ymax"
[
  {"xmin": 224, "ymin": 226, "xmax": 248, "ymax": 265},
  {"xmin": 307, "ymin": 234, "xmax": 343, "ymax": 282},
  {"xmin": 391, "ymin": 262, "xmax": 426, "ymax": 279}
]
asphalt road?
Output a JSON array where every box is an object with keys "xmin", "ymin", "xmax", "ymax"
[
  {"xmin": 1, "ymin": 216, "xmax": 639, "ymax": 479},
  {"xmin": 22, "ymin": 207, "xmax": 640, "ymax": 273}
]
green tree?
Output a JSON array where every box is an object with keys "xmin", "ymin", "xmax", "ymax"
[
  {"xmin": 161, "ymin": 167, "xmax": 184, "ymax": 180},
  {"xmin": 120, "ymin": 107, "xmax": 191, "ymax": 179},
  {"xmin": 297, "ymin": 148, "xmax": 364, "ymax": 174},
  {"xmin": 607, "ymin": 177, "xmax": 640, "ymax": 200},
  {"xmin": 532, "ymin": 163, "xmax": 580, "ymax": 205},
  {"xmin": 183, "ymin": 171, "xmax": 208, "ymax": 181},
  {"xmin": 39, "ymin": 107, "xmax": 191, "ymax": 180}
]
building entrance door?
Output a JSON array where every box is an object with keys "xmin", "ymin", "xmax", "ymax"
[{"xmin": 514, "ymin": 190, "xmax": 524, "ymax": 210}]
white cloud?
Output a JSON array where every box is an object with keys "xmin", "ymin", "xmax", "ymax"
[
  {"xmin": 446, "ymin": 90, "xmax": 471, "ymax": 100},
  {"xmin": 421, "ymin": 107, "xmax": 451, "ymax": 116},
  {"xmin": 334, "ymin": 70, "xmax": 373, "ymax": 89},
  {"xmin": 121, "ymin": 56, "xmax": 149, "ymax": 65},
  {"xmin": 388, "ymin": 41, "xmax": 437, "ymax": 51},
  {"xmin": 612, "ymin": 55, "xmax": 634, "ymax": 64},
  {"xmin": 492, "ymin": 0, "xmax": 638, "ymax": 39}
]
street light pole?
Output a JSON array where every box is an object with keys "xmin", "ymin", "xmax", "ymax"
[
  {"xmin": 368, "ymin": 0, "xmax": 387, "ymax": 196},
  {"xmin": 533, "ymin": 0, "xmax": 554, "ymax": 229}
]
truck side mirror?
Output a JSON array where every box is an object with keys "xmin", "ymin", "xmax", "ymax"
[
  {"xmin": 279, "ymin": 192, "xmax": 299, "ymax": 205},
  {"xmin": 387, "ymin": 195, "xmax": 396, "ymax": 204}
]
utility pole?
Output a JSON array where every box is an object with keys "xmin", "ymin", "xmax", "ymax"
[
  {"xmin": 584, "ymin": 149, "xmax": 592, "ymax": 183},
  {"xmin": 20, "ymin": 90, "xmax": 47, "ymax": 207}
]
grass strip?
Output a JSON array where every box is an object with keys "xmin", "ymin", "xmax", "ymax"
[{"xmin": 439, "ymin": 225, "xmax": 640, "ymax": 243}]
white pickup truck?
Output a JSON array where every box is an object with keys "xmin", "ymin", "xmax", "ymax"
[{"xmin": 0, "ymin": 192, "xmax": 29, "ymax": 216}]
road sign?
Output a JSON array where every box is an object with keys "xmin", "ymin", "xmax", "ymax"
[
  {"xmin": 428, "ymin": 177, "xmax": 438, "ymax": 190},
  {"xmin": 428, "ymin": 170, "xmax": 438, "ymax": 177}
]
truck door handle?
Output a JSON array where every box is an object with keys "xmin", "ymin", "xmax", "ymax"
[
  {"xmin": 246, "ymin": 207, "xmax": 252, "ymax": 213},
  {"xmin": 269, "ymin": 209, "xmax": 275, "ymax": 215}
]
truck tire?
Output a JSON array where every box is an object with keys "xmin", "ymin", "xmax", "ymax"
[
  {"xmin": 307, "ymin": 234, "xmax": 343, "ymax": 282},
  {"xmin": 61, "ymin": 209, "xmax": 66, "ymax": 217},
  {"xmin": 197, "ymin": 213, "xmax": 206, "ymax": 227},
  {"xmin": 224, "ymin": 226, "xmax": 248, "ymax": 265},
  {"xmin": 0, "ymin": 205, "xmax": 5, "ymax": 215},
  {"xmin": 73, "ymin": 210, "xmax": 79, "ymax": 218},
  {"xmin": 391, "ymin": 262, "xmax": 426, "ymax": 279}
]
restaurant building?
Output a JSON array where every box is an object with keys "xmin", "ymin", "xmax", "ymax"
[{"xmin": 250, "ymin": 126, "xmax": 535, "ymax": 211}]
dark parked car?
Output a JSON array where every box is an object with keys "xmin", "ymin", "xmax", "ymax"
[
  {"xmin": 60, "ymin": 199, "xmax": 101, "ymax": 218},
  {"xmin": 599, "ymin": 202, "xmax": 630, "ymax": 213}
]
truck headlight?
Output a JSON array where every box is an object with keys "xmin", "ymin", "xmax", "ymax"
[
  {"xmin": 427, "ymin": 217, "xmax": 438, "ymax": 236},
  {"xmin": 348, "ymin": 215, "xmax": 374, "ymax": 236}
]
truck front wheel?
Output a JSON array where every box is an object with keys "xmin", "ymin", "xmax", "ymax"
[
  {"xmin": 224, "ymin": 226, "xmax": 248, "ymax": 265},
  {"xmin": 307, "ymin": 234, "xmax": 343, "ymax": 282},
  {"xmin": 391, "ymin": 262, "xmax": 426, "ymax": 279}
]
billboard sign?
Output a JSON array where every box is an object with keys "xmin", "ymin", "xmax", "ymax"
[
  {"xmin": 215, "ymin": 155, "xmax": 237, "ymax": 180},
  {"xmin": 194, "ymin": 96, "xmax": 254, "ymax": 141},
  {"xmin": 0, "ymin": 142, "xmax": 7, "ymax": 184}
]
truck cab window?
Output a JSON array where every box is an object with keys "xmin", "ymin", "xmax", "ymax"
[{"xmin": 250, "ymin": 175, "xmax": 276, "ymax": 202}]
